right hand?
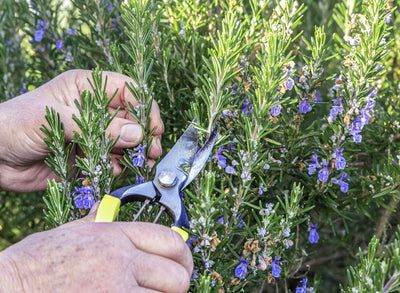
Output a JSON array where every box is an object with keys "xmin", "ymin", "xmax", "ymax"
[{"xmin": 0, "ymin": 206, "xmax": 193, "ymax": 292}]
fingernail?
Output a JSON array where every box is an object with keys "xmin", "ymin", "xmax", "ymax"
[
  {"xmin": 156, "ymin": 137, "xmax": 162, "ymax": 153},
  {"xmin": 121, "ymin": 124, "xmax": 143, "ymax": 144}
]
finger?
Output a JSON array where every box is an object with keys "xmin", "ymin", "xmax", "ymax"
[
  {"xmin": 110, "ymin": 154, "xmax": 124, "ymax": 177},
  {"xmin": 107, "ymin": 117, "xmax": 143, "ymax": 148},
  {"xmin": 58, "ymin": 202, "xmax": 100, "ymax": 228},
  {"xmin": 0, "ymin": 161, "xmax": 55, "ymax": 193},
  {"xmin": 47, "ymin": 70, "xmax": 163, "ymax": 144},
  {"xmin": 119, "ymin": 222, "xmax": 193, "ymax": 276},
  {"xmin": 146, "ymin": 158, "xmax": 155, "ymax": 170},
  {"xmin": 89, "ymin": 201, "xmax": 100, "ymax": 215},
  {"xmin": 131, "ymin": 251, "xmax": 191, "ymax": 293},
  {"xmin": 148, "ymin": 100, "xmax": 164, "ymax": 136},
  {"xmin": 49, "ymin": 102, "xmax": 145, "ymax": 151},
  {"xmin": 148, "ymin": 135, "xmax": 162, "ymax": 159},
  {"xmin": 60, "ymin": 70, "xmax": 138, "ymax": 109},
  {"xmin": 109, "ymin": 151, "xmax": 156, "ymax": 177},
  {"xmin": 104, "ymin": 98, "xmax": 163, "ymax": 138},
  {"xmin": 112, "ymin": 100, "xmax": 164, "ymax": 137}
]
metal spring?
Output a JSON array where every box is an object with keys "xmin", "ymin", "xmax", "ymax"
[{"xmin": 132, "ymin": 199, "xmax": 167, "ymax": 224}]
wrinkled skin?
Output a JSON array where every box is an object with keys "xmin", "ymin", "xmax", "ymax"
[
  {"xmin": 0, "ymin": 70, "xmax": 164, "ymax": 192},
  {"xmin": 0, "ymin": 205, "xmax": 193, "ymax": 292},
  {"xmin": 0, "ymin": 70, "xmax": 192, "ymax": 292}
]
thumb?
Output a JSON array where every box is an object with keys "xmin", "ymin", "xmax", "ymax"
[
  {"xmin": 85, "ymin": 201, "xmax": 101, "ymax": 221},
  {"xmin": 78, "ymin": 201, "xmax": 100, "ymax": 224},
  {"xmin": 57, "ymin": 202, "xmax": 100, "ymax": 229}
]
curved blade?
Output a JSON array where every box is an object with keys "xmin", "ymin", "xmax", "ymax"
[
  {"xmin": 182, "ymin": 124, "xmax": 219, "ymax": 189},
  {"xmin": 155, "ymin": 123, "xmax": 199, "ymax": 178}
]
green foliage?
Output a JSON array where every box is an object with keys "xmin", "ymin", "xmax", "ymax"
[
  {"xmin": 2, "ymin": 0, "xmax": 400, "ymax": 292},
  {"xmin": 42, "ymin": 180, "xmax": 71, "ymax": 228},
  {"xmin": 341, "ymin": 227, "xmax": 400, "ymax": 292},
  {"xmin": 71, "ymin": 68, "xmax": 118, "ymax": 197},
  {"xmin": 0, "ymin": 191, "xmax": 44, "ymax": 250}
]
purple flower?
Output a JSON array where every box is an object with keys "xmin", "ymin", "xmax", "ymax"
[
  {"xmin": 283, "ymin": 227, "xmax": 290, "ymax": 237},
  {"xmin": 222, "ymin": 109, "xmax": 233, "ymax": 116},
  {"xmin": 232, "ymin": 84, "xmax": 237, "ymax": 94},
  {"xmin": 104, "ymin": 1, "xmax": 113, "ymax": 13},
  {"xmin": 214, "ymin": 147, "xmax": 236, "ymax": 174},
  {"xmin": 350, "ymin": 117, "xmax": 363, "ymax": 143},
  {"xmin": 55, "ymin": 40, "xmax": 64, "ymax": 50},
  {"xmin": 271, "ymin": 256, "xmax": 282, "ymax": 278},
  {"xmin": 242, "ymin": 101, "xmax": 252, "ymax": 117},
  {"xmin": 368, "ymin": 88, "xmax": 378, "ymax": 98},
  {"xmin": 360, "ymin": 108, "xmax": 371, "ymax": 126},
  {"xmin": 66, "ymin": 28, "xmax": 74, "ymax": 35},
  {"xmin": 329, "ymin": 106, "xmax": 340, "ymax": 118},
  {"xmin": 225, "ymin": 166, "xmax": 235, "ymax": 174},
  {"xmin": 6, "ymin": 40, "xmax": 12, "ymax": 46},
  {"xmin": 314, "ymin": 90, "xmax": 322, "ymax": 103},
  {"xmin": 365, "ymin": 90, "xmax": 377, "ymax": 111},
  {"xmin": 214, "ymin": 147, "xmax": 227, "ymax": 168},
  {"xmin": 296, "ymin": 278, "xmax": 308, "ymax": 293},
  {"xmin": 351, "ymin": 116, "xmax": 363, "ymax": 133},
  {"xmin": 375, "ymin": 64, "xmax": 382, "ymax": 70},
  {"xmin": 217, "ymin": 216, "xmax": 224, "ymax": 224},
  {"xmin": 386, "ymin": 14, "xmax": 392, "ymax": 24},
  {"xmin": 352, "ymin": 133, "xmax": 362, "ymax": 144},
  {"xmin": 328, "ymin": 98, "xmax": 343, "ymax": 121},
  {"xmin": 333, "ymin": 97, "xmax": 343, "ymax": 106},
  {"xmin": 299, "ymin": 98, "xmax": 312, "ymax": 114},
  {"xmin": 334, "ymin": 173, "xmax": 349, "ymax": 193},
  {"xmin": 339, "ymin": 181, "xmax": 349, "ymax": 193},
  {"xmin": 34, "ymin": 29, "xmax": 45, "ymax": 42},
  {"xmin": 235, "ymin": 257, "xmax": 250, "ymax": 279},
  {"xmin": 72, "ymin": 186, "xmax": 95, "ymax": 209},
  {"xmin": 131, "ymin": 144, "xmax": 146, "ymax": 167},
  {"xmin": 332, "ymin": 84, "xmax": 341, "ymax": 91},
  {"xmin": 309, "ymin": 223, "xmax": 319, "ymax": 243},
  {"xmin": 236, "ymin": 213, "xmax": 243, "ymax": 228},
  {"xmin": 20, "ymin": 88, "xmax": 27, "ymax": 94},
  {"xmin": 285, "ymin": 77, "xmax": 295, "ymax": 90},
  {"xmin": 271, "ymin": 101, "xmax": 282, "ymax": 116},
  {"xmin": 136, "ymin": 176, "xmax": 145, "ymax": 184},
  {"xmin": 36, "ymin": 19, "xmax": 46, "ymax": 29},
  {"xmin": 186, "ymin": 237, "xmax": 198, "ymax": 249},
  {"xmin": 335, "ymin": 148, "xmax": 346, "ymax": 170},
  {"xmin": 308, "ymin": 153, "xmax": 319, "ymax": 175},
  {"xmin": 318, "ymin": 161, "xmax": 329, "ymax": 182}
]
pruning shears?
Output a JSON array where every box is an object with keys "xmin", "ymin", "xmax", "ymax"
[{"xmin": 95, "ymin": 121, "xmax": 218, "ymax": 241}]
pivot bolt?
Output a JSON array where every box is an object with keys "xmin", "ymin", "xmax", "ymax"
[{"xmin": 158, "ymin": 170, "xmax": 177, "ymax": 188}]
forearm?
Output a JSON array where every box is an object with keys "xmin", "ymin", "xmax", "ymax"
[{"xmin": 0, "ymin": 250, "xmax": 24, "ymax": 292}]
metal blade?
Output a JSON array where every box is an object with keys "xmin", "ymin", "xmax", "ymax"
[
  {"xmin": 155, "ymin": 123, "xmax": 199, "ymax": 177},
  {"xmin": 182, "ymin": 124, "xmax": 219, "ymax": 189}
]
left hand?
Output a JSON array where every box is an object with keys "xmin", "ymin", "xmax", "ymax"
[{"xmin": 0, "ymin": 70, "xmax": 164, "ymax": 192}]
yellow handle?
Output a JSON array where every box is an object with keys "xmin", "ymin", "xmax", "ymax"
[
  {"xmin": 95, "ymin": 195, "xmax": 189, "ymax": 241},
  {"xmin": 95, "ymin": 194, "xmax": 121, "ymax": 222},
  {"xmin": 171, "ymin": 226, "xmax": 189, "ymax": 242}
]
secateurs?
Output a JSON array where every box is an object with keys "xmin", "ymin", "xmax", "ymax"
[{"xmin": 95, "ymin": 121, "xmax": 218, "ymax": 241}]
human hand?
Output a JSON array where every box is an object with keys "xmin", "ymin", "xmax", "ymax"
[
  {"xmin": 0, "ymin": 70, "xmax": 163, "ymax": 192},
  {"xmin": 0, "ymin": 205, "xmax": 193, "ymax": 292}
]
